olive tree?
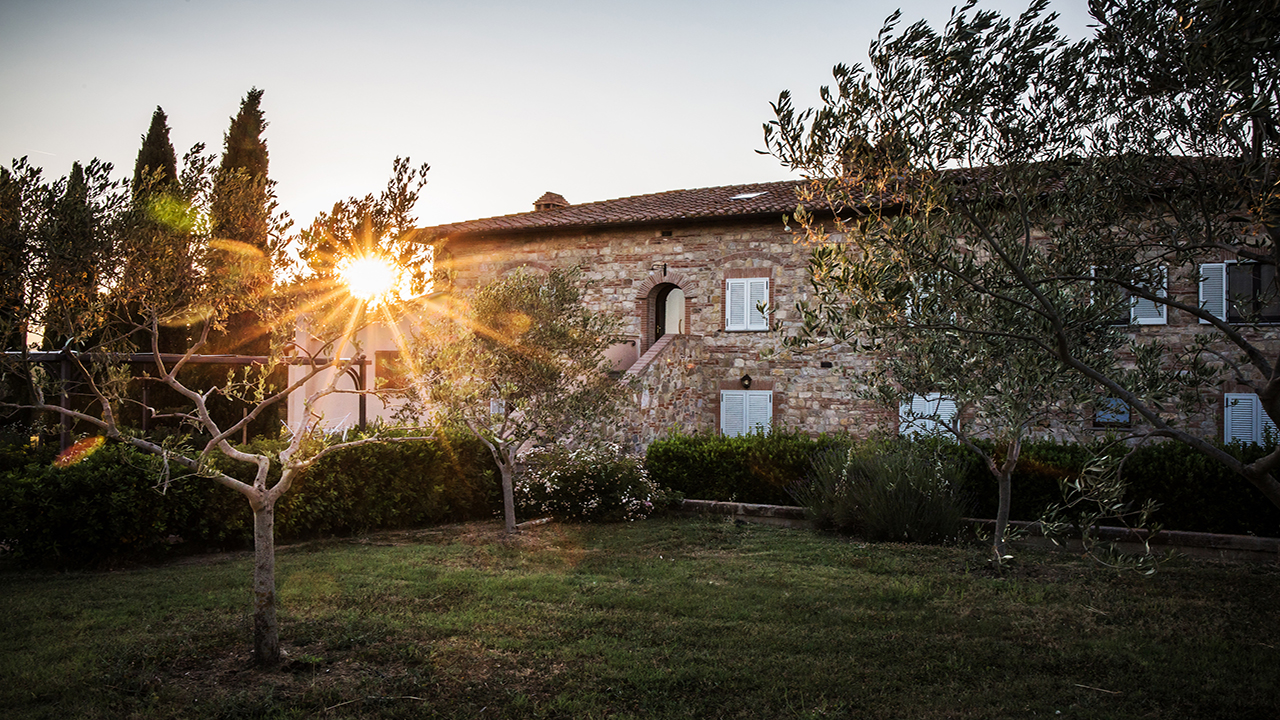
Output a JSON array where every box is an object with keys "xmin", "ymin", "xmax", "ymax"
[
  {"xmin": 409, "ymin": 266, "xmax": 630, "ymax": 534},
  {"xmin": 1, "ymin": 151, "xmax": 434, "ymax": 666},
  {"xmin": 764, "ymin": 0, "xmax": 1280, "ymax": 521}
]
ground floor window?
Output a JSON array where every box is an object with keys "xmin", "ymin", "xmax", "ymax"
[
  {"xmin": 1224, "ymin": 393, "xmax": 1278, "ymax": 445},
  {"xmin": 1093, "ymin": 397, "xmax": 1131, "ymax": 428},
  {"xmin": 720, "ymin": 390, "xmax": 772, "ymax": 437},
  {"xmin": 898, "ymin": 393, "xmax": 957, "ymax": 437},
  {"xmin": 374, "ymin": 350, "xmax": 409, "ymax": 390}
]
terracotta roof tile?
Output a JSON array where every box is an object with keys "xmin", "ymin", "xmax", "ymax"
[{"xmin": 425, "ymin": 180, "xmax": 813, "ymax": 238}]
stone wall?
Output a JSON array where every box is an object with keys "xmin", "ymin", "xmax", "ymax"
[
  {"xmin": 437, "ymin": 218, "xmax": 893, "ymax": 446},
  {"xmin": 434, "ymin": 217, "xmax": 1270, "ymax": 448}
]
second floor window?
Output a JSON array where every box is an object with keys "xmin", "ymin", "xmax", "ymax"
[
  {"xmin": 725, "ymin": 277, "xmax": 769, "ymax": 331},
  {"xmin": 1200, "ymin": 262, "xmax": 1280, "ymax": 323}
]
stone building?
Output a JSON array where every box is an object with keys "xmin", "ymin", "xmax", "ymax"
[
  {"xmin": 426, "ymin": 180, "xmax": 921, "ymax": 447},
  {"xmin": 416, "ymin": 180, "xmax": 1272, "ymax": 449}
]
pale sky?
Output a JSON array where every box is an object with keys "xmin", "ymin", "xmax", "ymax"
[{"xmin": 0, "ymin": 0, "xmax": 1092, "ymax": 231}]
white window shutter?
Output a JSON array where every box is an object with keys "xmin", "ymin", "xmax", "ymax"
[
  {"xmin": 1262, "ymin": 404, "xmax": 1279, "ymax": 444},
  {"xmin": 935, "ymin": 396, "xmax": 958, "ymax": 430},
  {"xmin": 746, "ymin": 391, "xmax": 772, "ymax": 434},
  {"xmin": 898, "ymin": 399, "xmax": 916, "ymax": 436},
  {"xmin": 721, "ymin": 391, "xmax": 745, "ymax": 437},
  {"xmin": 747, "ymin": 278, "xmax": 769, "ymax": 330},
  {"xmin": 1131, "ymin": 266, "xmax": 1167, "ymax": 325},
  {"xmin": 726, "ymin": 279, "xmax": 746, "ymax": 330},
  {"xmin": 900, "ymin": 393, "xmax": 956, "ymax": 437},
  {"xmin": 1225, "ymin": 393, "xmax": 1258, "ymax": 443},
  {"xmin": 1200, "ymin": 263, "xmax": 1227, "ymax": 323}
]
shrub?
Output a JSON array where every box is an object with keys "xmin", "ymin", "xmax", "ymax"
[
  {"xmin": 274, "ymin": 431, "xmax": 498, "ymax": 538},
  {"xmin": 956, "ymin": 438, "xmax": 1280, "ymax": 536},
  {"xmin": 645, "ymin": 430, "xmax": 835, "ymax": 504},
  {"xmin": 791, "ymin": 438, "xmax": 968, "ymax": 544},
  {"xmin": 204, "ymin": 429, "xmax": 499, "ymax": 540},
  {"xmin": 0, "ymin": 430, "xmax": 500, "ymax": 567},
  {"xmin": 0, "ymin": 440, "xmax": 244, "ymax": 567},
  {"xmin": 517, "ymin": 443, "xmax": 660, "ymax": 522}
]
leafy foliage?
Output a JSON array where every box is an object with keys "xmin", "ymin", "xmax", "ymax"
[
  {"xmin": 1, "ymin": 105, "xmax": 436, "ymax": 663},
  {"xmin": 763, "ymin": 0, "xmax": 1280, "ymax": 549},
  {"xmin": 0, "ymin": 440, "xmax": 243, "ymax": 567},
  {"xmin": 644, "ymin": 430, "xmax": 835, "ymax": 505},
  {"xmin": 0, "ymin": 431, "xmax": 500, "ymax": 568},
  {"xmin": 956, "ymin": 438, "xmax": 1280, "ymax": 538},
  {"xmin": 791, "ymin": 437, "xmax": 968, "ymax": 544},
  {"xmin": 295, "ymin": 157, "xmax": 432, "ymax": 301},
  {"xmin": 131, "ymin": 106, "xmax": 179, "ymax": 199},
  {"xmin": 411, "ymin": 266, "xmax": 631, "ymax": 532},
  {"xmin": 516, "ymin": 442, "xmax": 659, "ymax": 522}
]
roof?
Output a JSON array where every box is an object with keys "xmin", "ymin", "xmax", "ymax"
[{"xmin": 425, "ymin": 179, "xmax": 812, "ymax": 239}]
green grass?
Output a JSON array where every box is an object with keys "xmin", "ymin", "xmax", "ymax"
[{"xmin": 2, "ymin": 517, "xmax": 1277, "ymax": 719}]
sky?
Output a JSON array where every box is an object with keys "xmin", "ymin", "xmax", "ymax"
[{"xmin": 0, "ymin": 0, "xmax": 1093, "ymax": 231}]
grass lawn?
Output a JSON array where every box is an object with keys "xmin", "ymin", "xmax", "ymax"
[{"xmin": 1, "ymin": 516, "xmax": 1277, "ymax": 719}]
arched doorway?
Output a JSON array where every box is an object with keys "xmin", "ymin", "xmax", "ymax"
[
  {"xmin": 635, "ymin": 270, "xmax": 695, "ymax": 354},
  {"xmin": 653, "ymin": 283, "xmax": 685, "ymax": 341}
]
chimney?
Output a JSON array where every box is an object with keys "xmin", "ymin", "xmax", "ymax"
[{"xmin": 534, "ymin": 191, "xmax": 569, "ymax": 212}]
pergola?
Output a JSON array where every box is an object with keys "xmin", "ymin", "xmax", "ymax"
[{"xmin": 3, "ymin": 350, "xmax": 371, "ymax": 450}]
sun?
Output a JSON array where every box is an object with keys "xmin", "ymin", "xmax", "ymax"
[{"xmin": 337, "ymin": 255, "xmax": 398, "ymax": 304}]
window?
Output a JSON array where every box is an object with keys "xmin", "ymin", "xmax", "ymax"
[
  {"xmin": 725, "ymin": 277, "xmax": 769, "ymax": 331},
  {"xmin": 898, "ymin": 393, "xmax": 957, "ymax": 437},
  {"xmin": 1129, "ymin": 266, "xmax": 1167, "ymax": 325},
  {"xmin": 1224, "ymin": 393, "xmax": 1278, "ymax": 445},
  {"xmin": 1092, "ymin": 266, "xmax": 1167, "ymax": 325},
  {"xmin": 1093, "ymin": 397, "xmax": 1131, "ymax": 428},
  {"xmin": 721, "ymin": 390, "xmax": 772, "ymax": 436},
  {"xmin": 1199, "ymin": 262, "xmax": 1280, "ymax": 323}
]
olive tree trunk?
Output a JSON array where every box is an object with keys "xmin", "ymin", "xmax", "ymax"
[{"xmin": 252, "ymin": 498, "xmax": 279, "ymax": 665}]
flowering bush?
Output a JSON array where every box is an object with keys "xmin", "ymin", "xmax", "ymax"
[{"xmin": 516, "ymin": 443, "xmax": 660, "ymax": 522}]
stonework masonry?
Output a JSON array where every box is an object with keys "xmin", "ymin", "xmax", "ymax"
[
  {"xmin": 430, "ymin": 189, "xmax": 1267, "ymax": 450},
  {"xmin": 437, "ymin": 217, "xmax": 897, "ymax": 448}
]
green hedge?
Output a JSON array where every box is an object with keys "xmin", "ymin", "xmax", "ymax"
[
  {"xmin": 0, "ymin": 441, "xmax": 244, "ymax": 567},
  {"xmin": 645, "ymin": 430, "xmax": 837, "ymax": 505},
  {"xmin": 0, "ymin": 431, "xmax": 499, "ymax": 568},
  {"xmin": 945, "ymin": 439, "xmax": 1280, "ymax": 537},
  {"xmin": 644, "ymin": 431, "xmax": 1280, "ymax": 537}
]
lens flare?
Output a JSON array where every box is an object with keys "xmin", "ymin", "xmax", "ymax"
[
  {"xmin": 338, "ymin": 256, "xmax": 398, "ymax": 304},
  {"xmin": 54, "ymin": 436, "xmax": 106, "ymax": 468}
]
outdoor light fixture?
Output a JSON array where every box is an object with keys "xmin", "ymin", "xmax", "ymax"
[
  {"xmin": 651, "ymin": 262, "xmax": 668, "ymax": 276},
  {"xmin": 741, "ymin": 373, "xmax": 752, "ymax": 389}
]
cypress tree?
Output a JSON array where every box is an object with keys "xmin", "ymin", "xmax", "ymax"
[
  {"xmin": 211, "ymin": 87, "xmax": 270, "ymax": 253},
  {"xmin": 0, "ymin": 167, "xmax": 25, "ymax": 352},
  {"xmin": 124, "ymin": 106, "xmax": 193, "ymax": 354},
  {"xmin": 131, "ymin": 107, "xmax": 179, "ymax": 199},
  {"xmin": 203, "ymin": 88, "xmax": 281, "ymax": 437},
  {"xmin": 41, "ymin": 162, "xmax": 97, "ymax": 350},
  {"xmin": 219, "ymin": 88, "xmax": 268, "ymax": 183}
]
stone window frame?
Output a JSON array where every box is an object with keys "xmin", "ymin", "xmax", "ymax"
[
  {"xmin": 714, "ymin": 378, "xmax": 779, "ymax": 436},
  {"xmin": 723, "ymin": 268, "xmax": 773, "ymax": 332}
]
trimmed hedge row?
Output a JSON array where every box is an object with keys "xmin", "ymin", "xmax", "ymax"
[
  {"xmin": 0, "ymin": 431, "xmax": 499, "ymax": 568},
  {"xmin": 961, "ymin": 439, "xmax": 1280, "ymax": 537},
  {"xmin": 645, "ymin": 430, "xmax": 838, "ymax": 506},
  {"xmin": 645, "ymin": 432, "xmax": 1280, "ymax": 537}
]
